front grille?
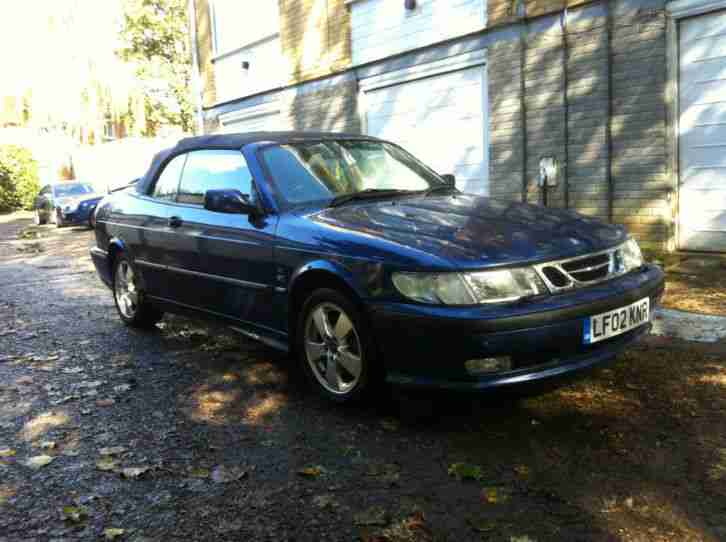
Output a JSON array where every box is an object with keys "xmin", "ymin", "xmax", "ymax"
[{"xmin": 535, "ymin": 248, "xmax": 622, "ymax": 292}]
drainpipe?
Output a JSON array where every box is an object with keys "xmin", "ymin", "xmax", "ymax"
[{"xmin": 188, "ymin": 0, "xmax": 205, "ymax": 135}]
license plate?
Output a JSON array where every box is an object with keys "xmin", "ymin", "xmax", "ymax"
[{"xmin": 584, "ymin": 297, "xmax": 650, "ymax": 344}]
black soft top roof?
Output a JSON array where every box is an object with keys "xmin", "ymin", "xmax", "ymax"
[{"xmin": 137, "ymin": 131, "xmax": 377, "ymax": 194}]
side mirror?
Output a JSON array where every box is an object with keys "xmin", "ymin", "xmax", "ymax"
[
  {"xmin": 441, "ymin": 174, "xmax": 456, "ymax": 186},
  {"xmin": 204, "ymin": 189, "xmax": 257, "ymax": 215}
]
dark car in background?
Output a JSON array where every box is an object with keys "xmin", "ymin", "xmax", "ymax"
[
  {"xmin": 89, "ymin": 132, "xmax": 665, "ymax": 403},
  {"xmin": 34, "ymin": 181, "xmax": 104, "ymax": 228}
]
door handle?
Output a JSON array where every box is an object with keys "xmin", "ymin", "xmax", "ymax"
[{"xmin": 168, "ymin": 216, "xmax": 183, "ymax": 228}]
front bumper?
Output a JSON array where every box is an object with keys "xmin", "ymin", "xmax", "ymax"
[
  {"xmin": 59, "ymin": 204, "xmax": 97, "ymax": 225},
  {"xmin": 368, "ymin": 264, "xmax": 665, "ymax": 392}
]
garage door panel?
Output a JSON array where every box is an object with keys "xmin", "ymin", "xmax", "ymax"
[
  {"xmin": 364, "ymin": 77, "xmax": 481, "ymax": 108},
  {"xmin": 679, "ymin": 10, "xmax": 726, "ymax": 251},
  {"xmin": 681, "ymin": 102, "xmax": 726, "ymax": 130},
  {"xmin": 364, "ymin": 65, "xmax": 487, "ymax": 194}
]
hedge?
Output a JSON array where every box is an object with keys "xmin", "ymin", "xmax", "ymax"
[{"xmin": 0, "ymin": 145, "xmax": 40, "ymax": 212}]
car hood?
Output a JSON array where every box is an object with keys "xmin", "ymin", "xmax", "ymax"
[{"xmin": 307, "ymin": 193, "xmax": 629, "ymax": 269}]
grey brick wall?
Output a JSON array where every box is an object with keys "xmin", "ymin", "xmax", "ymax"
[
  {"xmin": 611, "ymin": 11, "xmax": 670, "ymax": 251},
  {"xmin": 487, "ymin": 5, "xmax": 670, "ymax": 250},
  {"xmin": 286, "ymin": 79, "xmax": 361, "ymax": 134},
  {"xmin": 488, "ymin": 39, "xmax": 525, "ymax": 202}
]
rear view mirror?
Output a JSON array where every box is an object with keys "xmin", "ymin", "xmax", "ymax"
[
  {"xmin": 204, "ymin": 189, "xmax": 257, "ymax": 215},
  {"xmin": 441, "ymin": 174, "xmax": 456, "ymax": 186}
]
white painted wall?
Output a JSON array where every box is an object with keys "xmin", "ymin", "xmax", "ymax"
[
  {"xmin": 351, "ymin": 0, "xmax": 486, "ymax": 66},
  {"xmin": 213, "ymin": 36, "xmax": 286, "ymax": 104},
  {"xmin": 210, "ymin": 0, "xmax": 285, "ymax": 104}
]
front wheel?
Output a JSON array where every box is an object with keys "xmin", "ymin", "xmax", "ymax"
[
  {"xmin": 296, "ymin": 288, "xmax": 378, "ymax": 403},
  {"xmin": 113, "ymin": 255, "xmax": 163, "ymax": 328}
]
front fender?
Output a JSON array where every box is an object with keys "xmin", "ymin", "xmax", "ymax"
[{"xmin": 289, "ymin": 259, "xmax": 365, "ymax": 299}]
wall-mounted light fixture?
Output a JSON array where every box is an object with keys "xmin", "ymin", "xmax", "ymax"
[
  {"xmin": 404, "ymin": 0, "xmax": 416, "ymax": 10},
  {"xmin": 241, "ymin": 61, "xmax": 250, "ymax": 70}
]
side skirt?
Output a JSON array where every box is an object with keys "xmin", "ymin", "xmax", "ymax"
[{"xmin": 147, "ymin": 295, "xmax": 290, "ymax": 354}]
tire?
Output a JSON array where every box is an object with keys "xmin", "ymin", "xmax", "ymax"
[
  {"xmin": 112, "ymin": 254, "xmax": 163, "ymax": 328},
  {"xmin": 34, "ymin": 210, "xmax": 46, "ymax": 225},
  {"xmin": 55, "ymin": 210, "xmax": 63, "ymax": 228},
  {"xmin": 296, "ymin": 288, "xmax": 379, "ymax": 403}
]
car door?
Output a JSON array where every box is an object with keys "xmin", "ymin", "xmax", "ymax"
[
  {"xmin": 164, "ymin": 149, "xmax": 279, "ymax": 330},
  {"xmin": 110, "ymin": 153, "xmax": 187, "ymax": 300}
]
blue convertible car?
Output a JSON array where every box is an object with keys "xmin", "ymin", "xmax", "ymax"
[{"xmin": 90, "ymin": 132, "xmax": 665, "ymax": 402}]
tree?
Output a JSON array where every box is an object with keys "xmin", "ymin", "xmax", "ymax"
[{"xmin": 118, "ymin": 0, "xmax": 194, "ymax": 135}]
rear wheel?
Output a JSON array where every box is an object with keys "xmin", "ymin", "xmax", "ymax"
[
  {"xmin": 296, "ymin": 288, "xmax": 378, "ymax": 403},
  {"xmin": 112, "ymin": 255, "xmax": 163, "ymax": 328}
]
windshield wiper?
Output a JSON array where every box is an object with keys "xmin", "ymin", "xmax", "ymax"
[{"xmin": 328, "ymin": 188, "xmax": 411, "ymax": 207}]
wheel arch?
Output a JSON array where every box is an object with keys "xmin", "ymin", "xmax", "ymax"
[
  {"xmin": 106, "ymin": 237, "xmax": 128, "ymax": 279},
  {"xmin": 287, "ymin": 262, "xmax": 368, "ymax": 351}
]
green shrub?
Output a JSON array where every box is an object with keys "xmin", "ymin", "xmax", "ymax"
[{"xmin": 0, "ymin": 145, "xmax": 40, "ymax": 212}]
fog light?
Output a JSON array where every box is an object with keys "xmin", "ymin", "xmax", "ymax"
[{"xmin": 465, "ymin": 356, "xmax": 512, "ymax": 375}]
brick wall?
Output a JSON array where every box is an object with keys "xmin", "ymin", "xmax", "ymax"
[
  {"xmin": 487, "ymin": 6, "xmax": 670, "ymax": 250},
  {"xmin": 611, "ymin": 11, "xmax": 669, "ymax": 251},
  {"xmin": 279, "ymin": 0, "xmax": 352, "ymax": 83},
  {"xmin": 285, "ymin": 78, "xmax": 361, "ymax": 133}
]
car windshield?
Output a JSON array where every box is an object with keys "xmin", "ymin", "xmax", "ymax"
[
  {"xmin": 53, "ymin": 183, "xmax": 94, "ymax": 198},
  {"xmin": 261, "ymin": 140, "xmax": 446, "ymax": 207}
]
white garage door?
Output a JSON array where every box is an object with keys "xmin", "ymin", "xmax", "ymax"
[
  {"xmin": 218, "ymin": 103, "xmax": 281, "ymax": 134},
  {"xmin": 363, "ymin": 65, "xmax": 488, "ymax": 194},
  {"xmin": 679, "ymin": 10, "xmax": 726, "ymax": 251}
]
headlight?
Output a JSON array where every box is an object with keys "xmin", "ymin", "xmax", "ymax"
[
  {"xmin": 392, "ymin": 268, "xmax": 547, "ymax": 305},
  {"xmin": 616, "ymin": 238, "xmax": 643, "ymax": 273}
]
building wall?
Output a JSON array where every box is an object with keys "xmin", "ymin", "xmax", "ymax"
[
  {"xmin": 280, "ymin": 0, "xmax": 353, "ymax": 82},
  {"xmin": 193, "ymin": 0, "xmax": 216, "ymax": 108},
  {"xmin": 193, "ymin": 0, "xmax": 674, "ymax": 251}
]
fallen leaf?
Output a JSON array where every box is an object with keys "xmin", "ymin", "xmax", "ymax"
[
  {"xmin": 481, "ymin": 486, "xmax": 511, "ymax": 504},
  {"xmin": 211, "ymin": 465, "xmax": 247, "ymax": 483},
  {"xmin": 513, "ymin": 464, "xmax": 530, "ymax": 478},
  {"xmin": 448, "ymin": 462, "xmax": 485, "ymax": 481},
  {"xmin": 312, "ymin": 494, "xmax": 338, "ymax": 510},
  {"xmin": 16, "ymin": 376, "xmax": 33, "ymax": 385},
  {"xmin": 96, "ymin": 398, "xmax": 116, "ymax": 407},
  {"xmin": 40, "ymin": 441, "xmax": 56, "ymax": 450},
  {"xmin": 96, "ymin": 458, "xmax": 119, "ymax": 472},
  {"xmin": 103, "ymin": 527, "xmax": 125, "ymax": 540},
  {"xmin": 0, "ymin": 448, "xmax": 16, "ymax": 457},
  {"xmin": 114, "ymin": 384, "xmax": 132, "ymax": 394},
  {"xmin": 62, "ymin": 367, "xmax": 84, "ymax": 374},
  {"xmin": 380, "ymin": 418, "xmax": 399, "ymax": 431},
  {"xmin": 121, "ymin": 466, "xmax": 149, "ymax": 479},
  {"xmin": 62, "ymin": 505, "xmax": 88, "ymax": 523},
  {"xmin": 297, "ymin": 465, "xmax": 324, "ymax": 478},
  {"xmin": 99, "ymin": 446, "xmax": 126, "ymax": 456},
  {"xmin": 187, "ymin": 467, "xmax": 210, "ymax": 478},
  {"xmin": 354, "ymin": 506, "xmax": 389, "ymax": 526},
  {"xmin": 25, "ymin": 455, "xmax": 55, "ymax": 469}
]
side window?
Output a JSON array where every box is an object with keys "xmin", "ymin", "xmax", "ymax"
[
  {"xmin": 178, "ymin": 150, "xmax": 253, "ymax": 206},
  {"xmin": 152, "ymin": 154, "xmax": 187, "ymax": 201}
]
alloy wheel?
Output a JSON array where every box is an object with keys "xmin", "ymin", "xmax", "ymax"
[
  {"xmin": 114, "ymin": 260, "xmax": 139, "ymax": 319},
  {"xmin": 304, "ymin": 302, "xmax": 363, "ymax": 395}
]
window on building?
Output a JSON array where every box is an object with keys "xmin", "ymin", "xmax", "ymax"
[{"xmin": 211, "ymin": 0, "xmax": 280, "ymax": 56}]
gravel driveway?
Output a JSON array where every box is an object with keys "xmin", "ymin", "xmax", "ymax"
[{"xmin": 1, "ymin": 213, "xmax": 725, "ymax": 541}]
